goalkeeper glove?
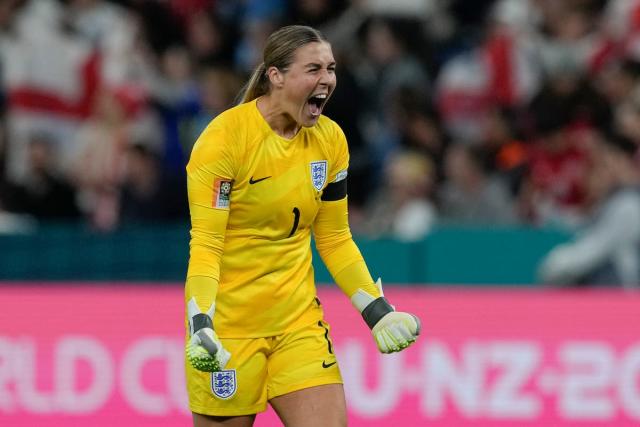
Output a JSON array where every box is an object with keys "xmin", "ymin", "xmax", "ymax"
[
  {"xmin": 351, "ymin": 278, "xmax": 420, "ymax": 353},
  {"xmin": 186, "ymin": 297, "xmax": 231, "ymax": 372}
]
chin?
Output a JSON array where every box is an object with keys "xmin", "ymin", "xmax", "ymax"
[{"xmin": 300, "ymin": 114, "xmax": 321, "ymax": 127}]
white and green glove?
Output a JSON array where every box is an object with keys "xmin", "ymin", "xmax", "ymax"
[
  {"xmin": 186, "ymin": 297, "xmax": 231, "ymax": 372},
  {"xmin": 351, "ymin": 279, "xmax": 420, "ymax": 353}
]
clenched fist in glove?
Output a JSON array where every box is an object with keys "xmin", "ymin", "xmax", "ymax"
[
  {"xmin": 351, "ymin": 279, "xmax": 420, "ymax": 353},
  {"xmin": 186, "ymin": 297, "xmax": 231, "ymax": 372}
]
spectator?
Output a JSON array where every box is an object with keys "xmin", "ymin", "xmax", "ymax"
[
  {"xmin": 435, "ymin": 15, "xmax": 540, "ymax": 144},
  {"xmin": 69, "ymin": 84, "xmax": 160, "ymax": 231},
  {"xmin": 322, "ymin": 55, "xmax": 373, "ymax": 208},
  {"xmin": 184, "ymin": 9, "xmax": 236, "ymax": 66},
  {"xmin": 391, "ymin": 88, "xmax": 447, "ymax": 169},
  {"xmin": 1, "ymin": 133, "xmax": 80, "ymax": 220},
  {"xmin": 1, "ymin": 0, "xmax": 99, "ymax": 184},
  {"xmin": 191, "ymin": 65, "xmax": 243, "ymax": 141},
  {"xmin": 148, "ymin": 44, "xmax": 200, "ymax": 171},
  {"xmin": 119, "ymin": 142, "xmax": 188, "ymax": 223},
  {"xmin": 613, "ymin": 86, "xmax": 640, "ymax": 164},
  {"xmin": 538, "ymin": 135, "xmax": 640, "ymax": 287},
  {"xmin": 287, "ymin": 0, "xmax": 347, "ymax": 28},
  {"xmin": 233, "ymin": 0, "xmax": 285, "ymax": 73},
  {"xmin": 65, "ymin": 0, "xmax": 148, "ymax": 88},
  {"xmin": 354, "ymin": 150, "xmax": 436, "ymax": 241},
  {"xmin": 596, "ymin": 58, "xmax": 640, "ymax": 106},
  {"xmin": 438, "ymin": 143, "xmax": 516, "ymax": 225},
  {"xmin": 517, "ymin": 108, "xmax": 592, "ymax": 227},
  {"xmin": 480, "ymin": 107, "xmax": 529, "ymax": 197},
  {"xmin": 358, "ymin": 17, "xmax": 430, "ymax": 125}
]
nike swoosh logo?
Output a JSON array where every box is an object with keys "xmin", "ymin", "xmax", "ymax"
[
  {"xmin": 322, "ymin": 360, "xmax": 337, "ymax": 368},
  {"xmin": 249, "ymin": 176, "xmax": 271, "ymax": 184}
]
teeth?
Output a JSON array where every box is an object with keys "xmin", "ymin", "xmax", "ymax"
[{"xmin": 313, "ymin": 94, "xmax": 327, "ymax": 99}]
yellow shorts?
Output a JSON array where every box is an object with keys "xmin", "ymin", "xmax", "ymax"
[{"xmin": 186, "ymin": 319, "xmax": 343, "ymax": 416}]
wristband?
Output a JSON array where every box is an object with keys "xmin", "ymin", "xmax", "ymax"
[
  {"xmin": 361, "ymin": 297, "xmax": 394, "ymax": 329},
  {"xmin": 192, "ymin": 313, "xmax": 213, "ymax": 332}
]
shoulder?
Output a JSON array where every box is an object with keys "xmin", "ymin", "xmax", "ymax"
[
  {"xmin": 316, "ymin": 115, "xmax": 345, "ymax": 137},
  {"xmin": 209, "ymin": 101, "xmax": 255, "ymax": 131},
  {"xmin": 192, "ymin": 102, "xmax": 258, "ymax": 151},
  {"xmin": 309, "ymin": 115, "xmax": 347, "ymax": 145},
  {"xmin": 188, "ymin": 103, "xmax": 258, "ymax": 172}
]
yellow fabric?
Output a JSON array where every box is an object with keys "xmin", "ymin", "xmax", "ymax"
[
  {"xmin": 186, "ymin": 317, "xmax": 343, "ymax": 416},
  {"xmin": 185, "ymin": 276, "xmax": 219, "ymax": 314},
  {"xmin": 313, "ymin": 198, "xmax": 381, "ymax": 299},
  {"xmin": 332, "ymin": 260, "xmax": 380, "ymax": 298},
  {"xmin": 186, "ymin": 99, "xmax": 367, "ymax": 337}
]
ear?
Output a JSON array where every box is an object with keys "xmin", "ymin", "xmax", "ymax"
[{"xmin": 266, "ymin": 66, "xmax": 284, "ymax": 89}]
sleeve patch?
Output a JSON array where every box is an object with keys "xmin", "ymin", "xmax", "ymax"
[
  {"xmin": 334, "ymin": 169, "xmax": 348, "ymax": 182},
  {"xmin": 213, "ymin": 179, "xmax": 232, "ymax": 209},
  {"xmin": 321, "ymin": 178, "xmax": 347, "ymax": 201}
]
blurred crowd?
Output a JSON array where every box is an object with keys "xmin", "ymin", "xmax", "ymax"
[{"xmin": 1, "ymin": 0, "xmax": 640, "ymax": 249}]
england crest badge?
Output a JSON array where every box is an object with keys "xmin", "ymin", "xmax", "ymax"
[
  {"xmin": 211, "ymin": 369, "xmax": 237, "ymax": 399},
  {"xmin": 310, "ymin": 160, "xmax": 328, "ymax": 191}
]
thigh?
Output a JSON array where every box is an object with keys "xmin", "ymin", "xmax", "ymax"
[
  {"xmin": 266, "ymin": 320, "xmax": 343, "ymax": 404},
  {"xmin": 186, "ymin": 336, "xmax": 269, "ymax": 417},
  {"xmin": 192, "ymin": 412, "xmax": 256, "ymax": 427},
  {"xmin": 269, "ymin": 384, "xmax": 347, "ymax": 427}
]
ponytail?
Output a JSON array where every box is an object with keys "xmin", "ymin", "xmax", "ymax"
[{"xmin": 238, "ymin": 62, "xmax": 268, "ymax": 104}]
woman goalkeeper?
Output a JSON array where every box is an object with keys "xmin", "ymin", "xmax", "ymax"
[{"xmin": 185, "ymin": 24, "xmax": 420, "ymax": 427}]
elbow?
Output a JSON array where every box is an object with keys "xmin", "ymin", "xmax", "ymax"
[{"xmin": 189, "ymin": 232, "xmax": 225, "ymax": 257}]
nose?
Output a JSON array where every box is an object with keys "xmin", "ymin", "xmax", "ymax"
[{"xmin": 318, "ymin": 68, "xmax": 334, "ymax": 86}]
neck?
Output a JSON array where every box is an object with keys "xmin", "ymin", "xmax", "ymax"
[{"xmin": 256, "ymin": 95, "xmax": 300, "ymax": 139}]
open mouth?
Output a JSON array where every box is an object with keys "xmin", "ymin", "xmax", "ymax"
[{"xmin": 307, "ymin": 93, "xmax": 328, "ymax": 117}]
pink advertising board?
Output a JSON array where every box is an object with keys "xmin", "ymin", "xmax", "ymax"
[{"xmin": 0, "ymin": 284, "xmax": 639, "ymax": 426}]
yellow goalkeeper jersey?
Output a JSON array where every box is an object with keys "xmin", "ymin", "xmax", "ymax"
[{"xmin": 186, "ymin": 99, "xmax": 367, "ymax": 338}]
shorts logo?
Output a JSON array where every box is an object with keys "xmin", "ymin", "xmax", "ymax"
[
  {"xmin": 213, "ymin": 179, "xmax": 232, "ymax": 209},
  {"xmin": 310, "ymin": 160, "xmax": 328, "ymax": 191},
  {"xmin": 211, "ymin": 369, "xmax": 237, "ymax": 399}
]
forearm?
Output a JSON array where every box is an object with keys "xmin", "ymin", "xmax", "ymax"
[
  {"xmin": 184, "ymin": 201, "xmax": 231, "ymax": 372},
  {"xmin": 314, "ymin": 192, "xmax": 420, "ymax": 354},
  {"xmin": 186, "ymin": 225, "xmax": 224, "ymax": 310},
  {"xmin": 314, "ymin": 198, "xmax": 381, "ymax": 299},
  {"xmin": 331, "ymin": 257, "xmax": 381, "ymax": 300}
]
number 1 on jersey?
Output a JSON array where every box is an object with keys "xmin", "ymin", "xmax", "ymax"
[{"xmin": 288, "ymin": 207, "xmax": 300, "ymax": 237}]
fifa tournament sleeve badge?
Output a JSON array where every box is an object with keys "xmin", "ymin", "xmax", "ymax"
[
  {"xmin": 310, "ymin": 160, "xmax": 328, "ymax": 191},
  {"xmin": 213, "ymin": 179, "xmax": 232, "ymax": 209},
  {"xmin": 211, "ymin": 369, "xmax": 237, "ymax": 399}
]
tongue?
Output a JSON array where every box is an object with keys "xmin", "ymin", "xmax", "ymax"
[{"xmin": 308, "ymin": 102, "xmax": 320, "ymax": 116}]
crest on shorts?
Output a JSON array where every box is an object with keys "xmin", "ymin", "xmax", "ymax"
[
  {"xmin": 211, "ymin": 369, "xmax": 237, "ymax": 399},
  {"xmin": 310, "ymin": 160, "xmax": 328, "ymax": 191}
]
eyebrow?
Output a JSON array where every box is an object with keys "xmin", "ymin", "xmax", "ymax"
[{"xmin": 305, "ymin": 62, "xmax": 337, "ymax": 69}]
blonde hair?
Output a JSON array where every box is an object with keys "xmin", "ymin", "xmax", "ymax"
[{"xmin": 238, "ymin": 25, "xmax": 327, "ymax": 104}]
